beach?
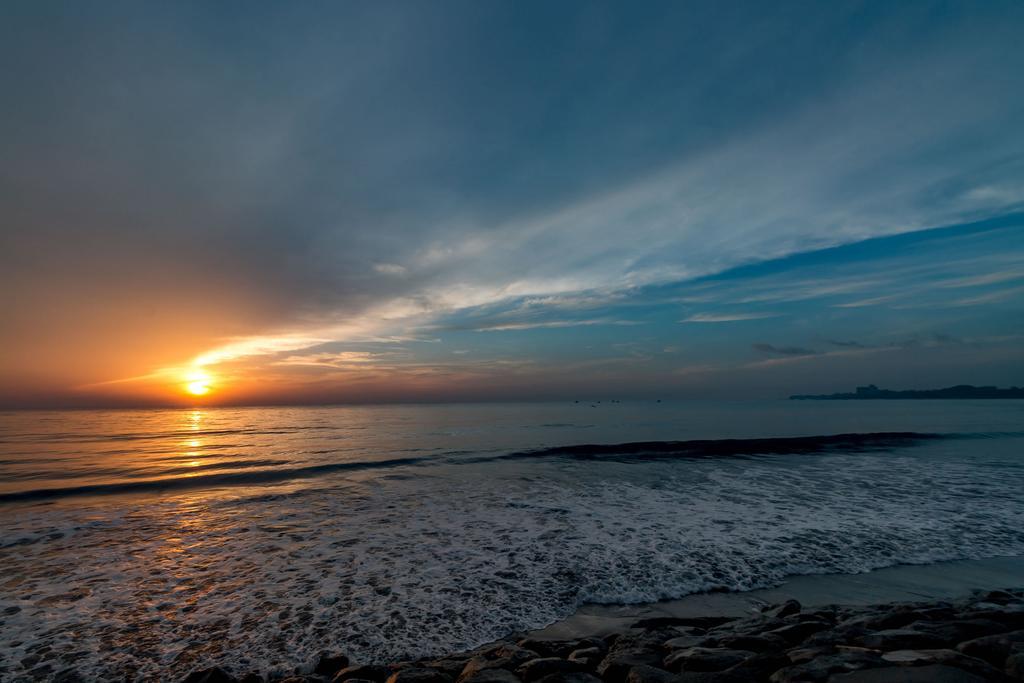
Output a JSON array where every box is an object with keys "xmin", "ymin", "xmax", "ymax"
[
  {"xmin": 177, "ymin": 556, "xmax": 1024, "ymax": 682},
  {"xmin": 1, "ymin": 401, "xmax": 1023, "ymax": 681}
]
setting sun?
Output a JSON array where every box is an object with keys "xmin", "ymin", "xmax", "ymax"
[{"xmin": 184, "ymin": 370, "xmax": 213, "ymax": 396}]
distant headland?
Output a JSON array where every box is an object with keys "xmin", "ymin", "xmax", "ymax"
[{"xmin": 790, "ymin": 384, "xmax": 1024, "ymax": 400}]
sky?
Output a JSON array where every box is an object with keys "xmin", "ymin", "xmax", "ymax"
[{"xmin": 1, "ymin": 0, "xmax": 1023, "ymax": 407}]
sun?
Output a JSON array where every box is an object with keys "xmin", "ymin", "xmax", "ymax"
[{"xmin": 184, "ymin": 369, "xmax": 213, "ymax": 397}]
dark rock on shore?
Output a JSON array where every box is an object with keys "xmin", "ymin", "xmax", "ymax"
[
  {"xmin": 828, "ymin": 665, "xmax": 991, "ymax": 681},
  {"xmin": 519, "ymin": 639, "xmax": 605, "ymax": 659},
  {"xmin": 663, "ymin": 647, "xmax": 754, "ymax": 673},
  {"xmin": 856, "ymin": 628, "xmax": 950, "ymax": 650},
  {"xmin": 183, "ymin": 667, "xmax": 237, "ymax": 683},
  {"xmin": 957, "ymin": 629, "xmax": 1024, "ymax": 667},
  {"xmin": 625, "ymin": 664, "xmax": 677, "ymax": 683},
  {"xmin": 460, "ymin": 669, "xmax": 520, "ymax": 683},
  {"xmin": 333, "ymin": 665, "xmax": 391, "ymax": 682},
  {"xmin": 516, "ymin": 657, "xmax": 587, "ymax": 682},
  {"xmin": 386, "ymin": 668, "xmax": 453, "ymax": 683},
  {"xmin": 180, "ymin": 587, "xmax": 1024, "ymax": 683},
  {"xmin": 763, "ymin": 599, "xmax": 802, "ymax": 619},
  {"xmin": 631, "ymin": 617, "xmax": 734, "ymax": 631},
  {"xmin": 315, "ymin": 654, "xmax": 351, "ymax": 678}
]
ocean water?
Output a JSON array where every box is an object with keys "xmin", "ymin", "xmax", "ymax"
[{"xmin": 1, "ymin": 400, "xmax": 1023, "ymax": 680}]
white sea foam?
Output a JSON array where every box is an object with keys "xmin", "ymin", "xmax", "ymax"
[{"xmin": 2, "ymin": 434, "xmax": 1023, "ymax": 681}]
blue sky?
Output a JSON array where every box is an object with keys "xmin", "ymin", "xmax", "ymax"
[{"xmin": 0, "ymin": 1, "xmax": 1022, "ymax": 404}]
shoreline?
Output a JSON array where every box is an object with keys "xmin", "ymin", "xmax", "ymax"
[
  {"xmin": 179, "ymin": 556, "xmax": 1024, "ymax": 683},
  {"xmin": 533, "ymin": 555, "xmax": 1024, "ymax": 640}
]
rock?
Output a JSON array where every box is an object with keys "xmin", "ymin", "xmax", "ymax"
[
  {"xmin": 425, "ymin": 658, "xmax": 473, "ymax": 678},
  {"xmin": 768, "ymin": 620, "xmax": 833, "ymax": 645},
  {"xmin": 662, "ymin": 636, "xmax": 705, "ymax": 651},
  {"xmin": 458, "ymin": 645, "xmax": 539, "ymax": 683},
  {"xmin": 911, "ymin": 607, "xmax": 957, "ymax": 622},
  {"xmin": 826, "ymin": 664, "xmax": 988, "ymax": 681},
  {"xmin": 603, "ymin": 633, "xmax": 624, "ymax": 649},
  {"xmin": 802, "ymin": 609, "xmax": 839, "ymax": 624},
  {"xmin": 334, "ymin": 665, "xmax": 392, "ymax": 683},
  {"xmin": 517, "ymin": 658, "xmax": 586, "ymax": 683},
  {"xmin": 662, "ymin": 648, "xmax": 754, "ymax": 673},
  {"xmin": 956, "ymin": 629, "xmax": 1024, "ymax": 666},
  {"xmin": 518, "ymin": 640, "xmax": 587, "ymax": 659},
  {"xmin": 708, "ymin": 633, "xmax": 787, "ymax": 653},
  {"xmin": 787, "ymin": 648, "xmax": 834, "ymax": 664},
  {"xmin": 624, "ymin": 665, "xmax": 677, "ymax": 683},
  {"xmin": 493, "ymin": 644, "xmax": 550, "ymax": 668},
  {"xmin": 1005, "ymin": 651, "xmax": 1024, "ymax": 679},
  {"xmin": 676, "ymin": 673, "xmax": 747, "ymax": 682},
  {"xmin": 978, "ymin": 590, "xmax": 1019, "ymax": 605},
  {"xmin": 959, "ymin": 604, "xmax": 1024, "ymax": 629},
  {"xmin": 726, "ymin": 651, "xmax": 790, "ymax": 679},
  {"xmin": 579, "ymin": 639, "xmax": 609, "ymax": 654},
  {"xmin": 631, "ymin": 617, "xmax": 732, "ymax": 630},
  {"xmin": 536, "ymin": 674, "xmax": 603, "ymax": 683},
  {"xmin": 763, "ymin": 600, "xmax": 802, "ymax": 619},
  {"xmin": 597, "ymin": 652, "xmax": 664, "ymax": 683},
  {"xmin": 568, "ymin": 647, "xmax": 605, "ymax": 668},
  {"xmin": 805, "ymin": 626, "xmax": 874, "ymax": 650},
  {"xmin": 458, "ymin": 657, "xmax": 513, "ymax": 683},
  {"xmin": 459, "ymin": 669, "xmax": 520, "ymax": 683},
  {"xmin": 52, "ymin": 670, "xmax": 85, "ymax": 683},
  {"xmin": 906, "ymin": 619, "xmax": 1008, "ymax": 646},
  {"xmin": 386, "ymin": 669, "xmax": 455, "ymax": 683},
  {"xmin": 879, "ymin": 649, "xmax": 1005, "ymax": 679},
  {"xmin": 840, "ymin": 610, "xmax": 928, "ymax": 633},
  {"xmin": 315, "ymin": 653, "xmax": 352, "ymax": 677},
  {"xmin": 709, "ymin": 616, "xmax": 788, "ymax": 638},
  {"xmin": 237, "ymin": 674, "xmax": 264, "ymax": 683},
  {"xmin": 856, "ymin": 629, "xmax": 947, "ymax": 651},
  {"xmin": 769, "ymin": 651, "xmax": 886, "ymax": 682},
  {"xmin": 182, "ymin": 667, "xmax": 237, "ymax": 683},
  {"xmin": 598, "ymin": 629, "xmax": 679, "ymax": 682}
]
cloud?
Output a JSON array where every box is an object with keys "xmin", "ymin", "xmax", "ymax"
[
  {"xmin": 2, "ymin": 2, "xmax": 1024, "ymax": 403},
  {"xmin": 682, "ymin": 313, "xmax": 780, "ymax": 323},
  {"xmin": 456, "ymin": 318, "xmax": 640, "ymax": 332},
  {"xmin": 752, "ymin": 343, "xmax": 819, "ymax": 356},
  {"xmin": 276, "ymin": 351, "xmax": 382, "ymax": 368},
  {"xmin": 937, "ymin": 270, "xmax": 1024, "ymax": 289},
  {"xmin": 374, "ymin": 263, "xmax": 408, "ymax": 276},
  {"xmin": 827, "ymin": 339, "xmax": 867, "ymax": 348}
]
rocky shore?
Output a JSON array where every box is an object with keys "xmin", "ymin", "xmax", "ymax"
[{"xmin": 178, "ymin": 588, "xmax": 1024, "ymax": 683}]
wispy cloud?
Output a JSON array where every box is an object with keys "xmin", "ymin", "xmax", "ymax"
[
  {"xmin": 468, "ymin": 318, "xmax": 640, "ymax": 332},
  {"xmin": 752, "ymin": 343, "xmax": 818, "ymax": 356},
  {"xmin": 276, "ymin": 351, "xmax": 383, "ymax": 368},
  {"xmin": 682, "ymin": 312, "xmax": 780, "ymax": 323}
]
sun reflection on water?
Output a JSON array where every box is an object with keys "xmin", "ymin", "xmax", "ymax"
[{"xmin": 183, "ymin": 411, "xmax": 205, "ymax": 470}]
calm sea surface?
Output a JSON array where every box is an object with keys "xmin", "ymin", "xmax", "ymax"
[{"xmin": 1, "ymin": 400, "xmax": 1022, "ymax": 680}]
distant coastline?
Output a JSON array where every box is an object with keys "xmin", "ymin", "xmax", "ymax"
[{"xmin": 791, "ymin": 383, "xmax": 1024, "ymax": 400}]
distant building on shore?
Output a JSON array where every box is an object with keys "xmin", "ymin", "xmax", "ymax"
[{"xmin": 790, "ymin": 384, "xmax": 1024, "ymax": 400}]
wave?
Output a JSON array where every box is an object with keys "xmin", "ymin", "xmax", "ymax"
[
  {"xmin": 2, "ymin": 431, "xmax": 995, "ymax": 504},
  {"xmin": 0, "ymin": 455, "xmax": 433, "ymax": 503},
  {"xmin": 495, "ymin": 431, "xmax": 949, "ymax": 461}
]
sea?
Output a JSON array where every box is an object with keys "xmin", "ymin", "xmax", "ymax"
[{"xmin": 1, "ymin": 400, "xmax": 1023, "ymax": 680}]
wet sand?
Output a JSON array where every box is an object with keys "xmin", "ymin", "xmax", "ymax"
[{"xmin": 533, "ymin": 554, "xmax": 1024, "ymax": 640}]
